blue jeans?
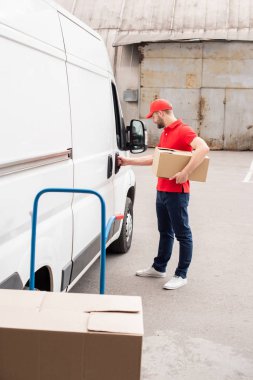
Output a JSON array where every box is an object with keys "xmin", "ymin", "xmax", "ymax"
[{"xmin": 153, "ymin": 191, "xmax": 193, "ymax": 279}]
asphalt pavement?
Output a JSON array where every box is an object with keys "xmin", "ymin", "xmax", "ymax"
[{"xmin": 71, "ymin": 149, "xmax": 253, "ymax": 380}]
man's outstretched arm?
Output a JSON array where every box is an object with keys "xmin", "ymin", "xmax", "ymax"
[{"xmin": 118, "ymin": 155, "xmax": 153, "ymax": 166}]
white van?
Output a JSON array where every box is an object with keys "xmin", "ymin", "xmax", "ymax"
[{"xmin": 0, "ymin": 0, "xmax": 146, "ymax": 292}]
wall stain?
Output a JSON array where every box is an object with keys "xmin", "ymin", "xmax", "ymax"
[
  {"xmin": 198, "ymin": 96, "xmax": 206, "ymax": 124},
  {"xmin": 225, "ymin": 133, "xmax": 253, "ymax": 150},
  {"xmin": 186, "ymin": 73, "xmax": 197, "ymax": 88}
]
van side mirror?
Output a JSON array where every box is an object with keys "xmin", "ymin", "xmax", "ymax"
[{"xmin": 127, "ymin": 119, "xmax": 147, "ymax": 154}]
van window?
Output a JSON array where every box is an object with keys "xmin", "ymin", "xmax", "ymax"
[{"xmin": 111, "ymin": 83, "xmax": 126, "ymax": 150}]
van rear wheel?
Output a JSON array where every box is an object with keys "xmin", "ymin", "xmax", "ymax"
[{"xmin": 108, "ymin": 197, "xmax": 133, "ymax": 254}]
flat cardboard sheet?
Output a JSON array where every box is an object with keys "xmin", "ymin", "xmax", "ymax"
[
  {"xmin": 88, "ymin": 312, "xmax": 144, "ymax": 335},
  {"xmin": 42, "ymin": 291, "xmax": 142, "ymax": 313},
  {"xmin": 0, "ymin": 309, "xmax": 89, "ymax": 332},
  {"xmin": 0, "ymin": 289, "xmax": 45, "ymax": 310},
  {"xmin": 0, "ymin": 290, "xmax": 143, "ymax": 335},
  {"xmin": 0, "ymin": 290, "xmax": 143, "ymax": 380}
]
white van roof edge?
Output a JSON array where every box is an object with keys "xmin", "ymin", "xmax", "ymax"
[
  {"xmin": 44, "ymin": 0, "xmax": 102, "ymax": 42},
  {"xmin": 44, "ymin": 0, "xmax": 113, "ymax": 74}
]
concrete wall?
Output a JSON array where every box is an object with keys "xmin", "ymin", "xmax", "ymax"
[
  {"xmin": 135, "ymin": 41, "xmax": 253, "ymax": 150},
  {"xmin": 114, "ymin": 45, "xmax": 140, "ymax": 127}
]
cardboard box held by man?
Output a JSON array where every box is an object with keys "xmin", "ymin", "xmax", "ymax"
[{"xmin": 153, "ymin": 147, "xmax": 209, "ymax": 182}]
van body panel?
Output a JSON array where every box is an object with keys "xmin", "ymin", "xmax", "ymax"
[
  {"xmin": 0, "ymin": 26, "xmax": 71, "ymax": 162},
  {"xmin": 0, "ymin": 162, "xmax": 73, "ymax": 291},
  {"xmin": 0, "ymin": 5, "xmax": 74, "ymax": 291},
  {"xmin": 45, "ymin": 0, "xmax": 103, "ymax": 45},
  {"xmin": 58, "ymin": 13, "xmax": 111, "ymax": 73},
  {"xmin": 59, "ymin": 15, "xmax": 114, "ymax": 261},
  {"xmin": 0, "ymin": 0, "xmax": 64, "ymax": 50}
]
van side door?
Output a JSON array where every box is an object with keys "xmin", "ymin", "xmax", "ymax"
[{"xmin": 59, "ymin": 14, "xmax": 114, "ymax": 285}]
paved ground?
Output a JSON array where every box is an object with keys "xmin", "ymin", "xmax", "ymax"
[{"xmin": 71, "ymin": 150, "xmax": 253, "ymax": 380}]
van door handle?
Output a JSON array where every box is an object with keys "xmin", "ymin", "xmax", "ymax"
[
  {"xmin": 115, "ymin": 152, "xmax": 121, "ymax": 174},
  {"xmin": 107, "ymin": 155, "xmax": 113, "ymax": 178}
]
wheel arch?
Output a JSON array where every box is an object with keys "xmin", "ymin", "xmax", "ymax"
[
  {"xmin": 127, "ymin": 185, "xmax": 136, "ymax": 206},
  {"xmin": 25, "ymin": 265, "xmax": 53, "ymax": 291}
]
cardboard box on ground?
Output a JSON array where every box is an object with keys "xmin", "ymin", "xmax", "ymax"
[
  {"xmin": 152, "ymin": 147, "xmax": 210, "ymax": 182},
  {"xmin": 0, "ymin": 290, "xmax": 143, "ymax": 380}
]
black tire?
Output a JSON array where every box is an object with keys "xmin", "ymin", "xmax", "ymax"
[{"xmin": 108, "ymin": 197, "xmax": 133, "ymax": 253}]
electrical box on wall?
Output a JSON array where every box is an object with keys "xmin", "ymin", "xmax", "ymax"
[{"xmin": 123, "ymin": 89, "xmax": 138, "ymax": 102}]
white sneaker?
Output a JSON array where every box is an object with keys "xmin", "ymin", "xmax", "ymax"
[
  {"xmin": 136, "ymin": 267, "xmax": 166, "ymax": 278},
  {"xmin": 163, "ymin": 275, "xmax": 187, "ymax": 290}
]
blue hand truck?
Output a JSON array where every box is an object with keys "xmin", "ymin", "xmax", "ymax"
[{"xmin": 29, "ymin": 188, "xmax": 123, "ymax": 294}]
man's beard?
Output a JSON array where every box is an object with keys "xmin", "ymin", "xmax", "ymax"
[
  {"xmin": 156, "ymin": 116, "xmax": 166, "ymax": 129},
  {"xmin": 157, "ymin": 123, "xmax": 165, "ymax": 129}
]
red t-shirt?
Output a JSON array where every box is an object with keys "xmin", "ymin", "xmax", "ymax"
[{"xmin": 157, "ymin": 119, "xmax": 197, "ymax": 193}]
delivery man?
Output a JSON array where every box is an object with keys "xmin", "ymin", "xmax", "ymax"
[{"xmin": 118, "ymin": 99, "xmax": 209, "ymax": 289}]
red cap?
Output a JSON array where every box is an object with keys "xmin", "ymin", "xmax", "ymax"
[{"xmin": 146, "ymin": 99, "xmax": 173, "ymax": 118}]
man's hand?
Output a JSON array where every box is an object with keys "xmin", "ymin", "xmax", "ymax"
[
  {"xmin": 169, "ymin": 171, "xmax": 189, "ymax": 184},
  {"xmin": 117, "ymin": 156, "xmax": 129, "ymax": 166}
]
